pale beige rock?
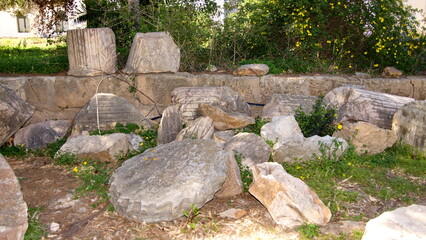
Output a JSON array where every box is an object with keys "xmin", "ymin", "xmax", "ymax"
[
  {"xmin": 172, "ymin": 86, "xmax": 251, "ymax": 124},
  {"xmin": 71, "ymin": 93, "xmax": 153, "ymax": 136},
  {"xmin": 0, "ymin": 84, "xmax": 35, "ymax": 146},
  {"xmin": 157, "ymin": 105, "xmax": 182, "ymax": 145},
  {"xmin": 200, "ymin": 104, "xmax": 255, "ymax": 131},
  {"xmin": 333, "ymin": 121, "xmax": 397, "ymax": 155},
  {"xmin": 0, "ymin": 154, "xmax": 28, "ymax": 240},
  {"xmin": 260, "ymin": 115, "xmax": 304, "ymax": 143},
  {"xmin": 176, "ymin": 117, "xmax": 214, "ymax": 141},
  {"xmin": 382, "ymin": 66, "xmax": 402, "ymax": 78},
  {"xmin": 320, "ymin": 220, "xmax": 365, "ymax": 236},
  {"xmin": 260, "ymin": 75, "xmax": 311, "ymax": 103},
  {"xmin": 273, "ymin": 135, "xmax": 348, "ymax": 163},
  {"xmin": 215, "ymin": 153, "xmax": 243, "ymax": 198},
  {"xmin": 262, "ymin": 94, "xmax": 317, "ymax": 120},
  {"xmin": 233, "ymin": 64, "xmax": 269, "ymax": 76},
  {"xmin": 392, "ymin": 100, "xmax": 426, "ymax": 151},
  {"xmin": 213, "ymin": 131, "xmax": 234, "ymax": 144},
  {"xmin": 57, "ymin": 133, "xmax": 131, "ymax": 162},
  {"xmin": 362, "ymin": 204, "xmax": 426, "ymax": 240},
  {"xmin": 249, "ymin": 162, "xmax": 331, "ymax": 229},
  {"xmin": 224, "ymin": 132, "xmax": 271, "ymax": 168},
  {"xmin": 67, "ymin": 28, "xmax": 117, "ymax": 76},
  {"xmin": 325, "ymin": 87, "xmax": 414, "ymax": 129},
  {"xmin": 219, "ymin": 208, "xmax": 248, "ymax": 219},
  {"xmin": 123, "ymin": 32, "xmax": 180, "ymax": 74}
]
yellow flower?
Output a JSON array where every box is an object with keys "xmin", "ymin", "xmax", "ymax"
[
  {"xmin": 337, "ymin": 124, "xmax": 343, "ymax": 130},
  {"xmin": 83, "ymin": 162, "xmax": 87, "ymax": 165},
  {"xmin": 139, "ymin": 142, "xmax": 144, "ymax": 146},
  {"xmin": 295, "ymin": 41, "xmax": 301, "ymax": 47},
  {"xmin": 73, "ymin": 167, "xmax": 78, "ymax": 172},
  {"xmin": 347, "ymin": 162, "xmax": 352, "ymax": 166},
  {"xmin": 20, "ymin": 144, "xmax": 25, "ymax": 147},
  {"xmin": 296, "ymin": 166, "xmax": 302, "ymax": 169},
  {"xmin": 300, "ymin": 176, "xmax": 305, "ymax": 180},
  {"xmin": 342, "ymin": 173, "xmax": 346, "ymax": 177},
  {"xmin": 374, "ymin": 64, "xmax": 379, "ymax": 67},
  {"xmin": 327, "ymin": 40, "xmax": 332, "ymax": 44},
  {"xmin": 151, "ymin": 149, "xmax": 155, "ymax": 152},
  {"xmin": 349, "ymin": 65, "xmax": 353, "ymax": 69},
  {"xmin": 355, "ymin": 127, "xmax": 359, "ymax": 130},
  {"xmin": 334, "ymin": 66, "xmax": 339, "ymax": 70},
  {"xmin": 144, "ymin": 157, "xmax": 148, "ymax": 160},
  {"xmin": 364, "ymin": 51, "xmax": 368, "ymax": 55},
  {"xmin": 153, "ymin": 158, "xmax": 158, "ymax": 161}
]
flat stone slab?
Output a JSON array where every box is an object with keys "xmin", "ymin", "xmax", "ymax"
[
  {"xmin": 71, "ymin": 93, "xmax": 153, "ymax": 136},
  {"xmin": 109, "ymin": 139, "xmax": 229, "ymax": 223}
]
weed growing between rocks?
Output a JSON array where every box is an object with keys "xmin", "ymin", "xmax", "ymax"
[
  {"xmin": 234, "ymin": 152, "xmax": 253, "ymax": 192},
  {"xmin": 236, "ymin": 116, "xmax": 268, "ymax": 136},
  {"xmin": 25, "ymin": 207, "xmax": 48, "ymax": 240},
  {"xmin": 295, "ymin": 96, "xmax": 337, "ymax": 137}
]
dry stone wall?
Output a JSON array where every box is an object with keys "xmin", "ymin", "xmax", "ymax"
[{"xmin": 0, "ymin": 74, "xmax": 425, "ymax": 126}]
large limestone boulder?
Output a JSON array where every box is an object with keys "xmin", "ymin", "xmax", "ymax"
[
  {"xmin": 362, "ymin": 204, "xmax": 426, "ymax": 240},
  {"xmin": 224, "ymin": 132, "xmax": 271, "ymax": 168},
  {"xmin": 123, "ymin": 32, "xmax": 180, "ymax": 74},
  {"xmin": 233, "ymin": 64, "xmax": 269, "ymax": 76},
  {"xmin": 109, "ymin": 139, "xmax": 229, "ymax": 223},
  {"xmin": 392, "ymin": 101, "xmax": 426, "ymax": 151},
  {"xmin": 260, "ymin": 115, "xmax": 304, "ymax": 143},
  {"xmin": 333, "ymin": 121, "xmax": 397, "ymax": 155},
  {"xmin": 325, "ymin": 87, "xmax": 414, "ymax": 129},
  {"xmin": 0, "ymin": 84, "xmax": 35, "ymax": 146},
  {"xmin": 57, "ymin": 133, "xmax": 131, "ymax": 162},
  {"xmin": 262, "ymin": 94, "xmax": 317, "ymax": 120},
  {"xmin": 175, "ymin": 116, "xmax": 215, "ymax": 141},
  {"xmin": 71, "ymin": 93, "xmax": 153, "ymax": 136},
  {"xmin": 273, "ymin": 135, "xmax": 348, "ymax": 163},
  {"xmin": 0, "ymin": 154, "xmax": 28, "ymax": 240},
  {"xmin": 157, "ymin": 105, "xmax": 182, "ymax": 145},
  {"xmin": 171, "ymin": 86, "xmax": 251, "ymax": 124},
  {"xmin": 200, "ymin": 104, "xmax": 255, "ymax": 130},
  {"xmin": 13, "ymin": 120, "xmax": 71, "ymax": 149},
  {"xmin": 67, "ymin": 28, "xmax": 117, "ymax": 76},
  {"xmin": 249, "ymin": 162, "xmax": 331, "ymax": 229}
]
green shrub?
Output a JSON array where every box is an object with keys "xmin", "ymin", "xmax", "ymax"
[{"xmin": 295, "ymin": 96, "xmax": 337, "ymax": 137}]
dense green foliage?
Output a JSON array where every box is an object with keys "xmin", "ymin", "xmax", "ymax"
[
  {"xmin": 295, "ymin": 96, "xmax": 337, "ymax": 137},
  {"xmin": 0, "ymin": 38, "xmax": 68, "ymax": 74},
  {"xmin": 80, "ymin": 0, "xmax": 425, "ymax": 74}
]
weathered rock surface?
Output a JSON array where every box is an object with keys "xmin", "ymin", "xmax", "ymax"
[
  {"xmin": 67, "ymin": 28, "xmax": 117, "ymax": 76},
  {"xmin": 157, "ymin": 105, "xmax": 182, "ymax": 145},
  {"xmin": 215, "ymin": 153, "xmax": 243, "ymax": 198},
  {"xmin": 0, "ymin": 84, "xmax": 35, "ymax": 146},
  {"xmin": 273, "ymin": 135, "xmax": 348, "ymax": 163},
  {"xmin": 126, "ymin": 134, "xmax": 144, "ymax": 151},
  {"xmin": 71, "ymin": 93, "xmax": 153, "ymax": 136},
  {"xmin": 260, "ymin": 115, "xmax": 304, "ymax": 143},
  {"xmin": 224, "ymin": 132, "xmax": 271, "ymax": 168},
  {"xmin": 233, "ymin": 64, "xmax": 269, "ymax": 76},
  {"xmin": 362, "ymin": 204, "xmax": 426, "ymax": 240},
  {"xmin": 213, "ymin": 131, "xmax": 234, "ymax": 144},
  {"xmin": 382, "ymin": 66, "xmax": 402, "ymax": 78},
  {"xmin": 219, "ymin": 209, "xmax": 248, "ymax": 219},
  {"xmin": 0, "ymin": 154, "xmax": 28, "ymax": 240},
  {"xmin": 325, "ymin": 87, "xmax": 414, "ymax": 129},
  {"xmin": 171, "ymin": 86, "xmax": 251, "ymax": 123},
  {"xmin": 13, "ymin": 120, "xmax": 71, "ymax": 149},
  {"xmin": 320, "ymin": 220, "xmax": 365, "ymax": 236},
  {"xmin": 57, "ymin": 133, "xmax": 131, "ymax": 162},
  {"xmin": 123, "ymin": 32, "xmax": 180, "ymax": 74},
  {"xmin": 175, "ymin": 117, "xmax": 214, "ymax": 141},
  {"xmin": 109, "ymin": 139, "xmax": 229, "ymax": 223},
  {"xmin": 392, "ymin": 101, "xmax": 426, "ymax": 151},
  {"xmin": 200, "ymin": 104, "xmax": 255, "ymax": 130},
  {"xmin": 333, "ymin": 121, "xmax": 397, "ymax": 155},
  {"xmin": 262, "ymin": 94, "xmax": 318, "ymax": 120},
  {"xmin": 249, "ymin": 162, "xmax": 331, "ymax": 229}
]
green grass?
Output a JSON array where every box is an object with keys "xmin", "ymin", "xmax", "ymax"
[
  {"xmin": 25, "ymin": 207, "xmax": 47, "ymax": 240},
  {"xmin": 282, "ymin": 142, "xmax": 426, "ymax": 215},
  {"xmin": 0, "ymin": 38, "xmax": 68, "ymax": 74}
]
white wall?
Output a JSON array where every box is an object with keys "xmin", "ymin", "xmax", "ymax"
[{"xmin": 0, "ymin": 12, "xmax": 35, "ymax": 38}]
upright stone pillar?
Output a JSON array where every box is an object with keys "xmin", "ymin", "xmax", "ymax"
[
  {"xmin": 123, "ymin": 32, "xmax": 180, "ymax": 74},
  {"xmin": 67, "ymin": 28, "xmax": 117, "ymax": 76}
]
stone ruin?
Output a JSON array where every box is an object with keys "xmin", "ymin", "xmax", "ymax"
[{"xmin": 1, "ymin": 27, "xmax": 426, "ymax": 238}]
